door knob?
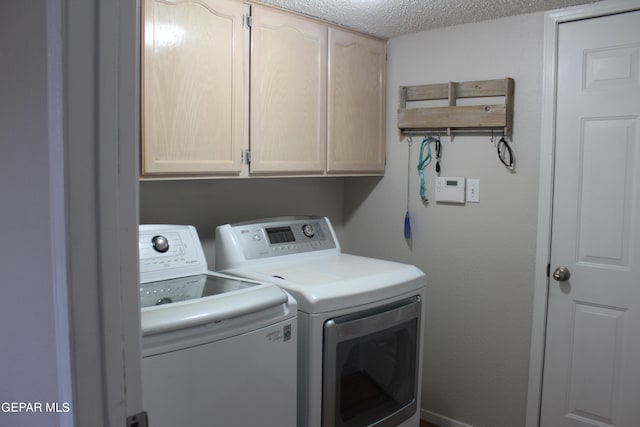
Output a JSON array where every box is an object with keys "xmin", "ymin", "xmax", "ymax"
[{"xmin": 552, "ymin": 266, "xmax": 571, "ymax": 282}]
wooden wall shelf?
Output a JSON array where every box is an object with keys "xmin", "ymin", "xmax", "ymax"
[{"xmin": 398, "ymin": 78, "xmax": 514, "ymax": 138}]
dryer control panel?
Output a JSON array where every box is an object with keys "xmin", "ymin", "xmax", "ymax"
[{"xmin": 217, "ymin": 216, "xmax": 339, "ymax": 263}]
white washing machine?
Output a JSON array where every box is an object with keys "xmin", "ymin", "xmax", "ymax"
[
  {"xmin": 139, "ymin": 224, "xmax": 297, "ymax": 427},
  {"xmin": 215, "ymin": 216, "xmax": 426, "ymax": 427}
]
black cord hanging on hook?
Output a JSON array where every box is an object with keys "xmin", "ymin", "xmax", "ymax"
[
  {"xmin": 497, "ymin": 137, "xmax": 514, "ymax": 169},
  {"xmin": 434, "ymin": 138, "xmax": 441, "ymax": 175}
]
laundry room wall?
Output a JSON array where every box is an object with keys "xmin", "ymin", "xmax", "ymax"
[
  {"xmin": 139, "ymin": 177, "xmax": 347, "ymax": 267},
  {"xmin": 343, "ymin": 13, "xmax": 544, "ymax": 427}
]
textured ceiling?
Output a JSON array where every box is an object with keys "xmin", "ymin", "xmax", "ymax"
[{"xmin": 253, "ymin": 0, "xmax": 599, "ymax": 38}]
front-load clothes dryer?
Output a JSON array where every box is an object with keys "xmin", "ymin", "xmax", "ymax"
[
  {"xmin": 215, "ymin": 216, "xmax": 426, "ymax": 427},
  {"xmin": 139, "ymin": 224, "xmax": 297, "ymax": 427}
]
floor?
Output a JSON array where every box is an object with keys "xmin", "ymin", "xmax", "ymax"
[{"xmin": 420, "ymin": 420, "xmax": 440, "ymax": 427}]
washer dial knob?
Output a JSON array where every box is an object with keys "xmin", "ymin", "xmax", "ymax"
[
  {"xmin": 151, "ymin": 235, "xmax": 170, "ymax": 253},
  {"xmin": 302, "ymin": 224, "xmax": 315, "ymax": 238}
]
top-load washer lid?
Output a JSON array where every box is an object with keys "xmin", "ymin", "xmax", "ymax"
[
  {"xmin": 140, "ymin": 272, "xmax": 289, "ymax": 336},
  {"xmin": 139, "ymin": 224, "xmax": 292, "ymax": 335},
  {"xmin": 215, "ymin": 217, "xmax": 426, "ymax": 313}
]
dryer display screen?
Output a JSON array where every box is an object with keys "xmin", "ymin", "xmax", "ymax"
[{"xmin": 266, "ymin": 227, "xmax": 296, "ymax": 244}]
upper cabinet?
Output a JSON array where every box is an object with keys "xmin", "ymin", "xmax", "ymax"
[
  {"xmin": 250, "ymin": 6, "xmax": 327, "ymax": 174},
  {"xmin": 327, "ymin": 28, "xmax": 386, "ymax": 174},
  {"xmin": 141, "ymin": 0, "xmax": 245, "ymax": 176},
  {"xmin": 140, "ymin": 1, "xmax": 386, "ymax": 178}
]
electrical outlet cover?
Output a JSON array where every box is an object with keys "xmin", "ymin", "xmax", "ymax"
[{"xmin": 467, "ymin": 178, "xmax": 480, "ymax": 203}]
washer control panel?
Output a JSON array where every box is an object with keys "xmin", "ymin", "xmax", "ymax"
[
  {"xmin": 139, "ymin": 224, "xmax": 207, "ymax": 283},
  {"xmin": 230, "ymin": 217, "xmax": 337, "ymax": 260}
]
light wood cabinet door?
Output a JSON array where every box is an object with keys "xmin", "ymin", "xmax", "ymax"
[
  {"xmin": 250, "ymin": 6, "xmax": 327, "ymax": 174},
  {"xmin": 327, "ymin": 28, "xmax": 386, "ymax": 174},
  {"xmin": 142, "ymin": 0, "xmax": 245, "ymax": 175}
]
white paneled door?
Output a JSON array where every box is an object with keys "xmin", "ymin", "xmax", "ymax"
[{"xmin": 541, "ymin": 10, "xmax": 640, "ymax": 427}]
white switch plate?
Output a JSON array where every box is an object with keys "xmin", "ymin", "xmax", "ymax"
[{"xmin": 467, "ymin": 178, "xmax": 480, "ymax": 203}]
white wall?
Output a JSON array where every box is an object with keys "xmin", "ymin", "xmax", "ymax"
[
  {"xmin": 0, "ymin": 2, "xmax": 68, "ymax": 426},
  {"xmin": 343, "ymin": 13, "xmax": 544, "ymax": 427},
  {"xmin": 140, "ymin": 178, "xmax": 347, "ymax": 266}
]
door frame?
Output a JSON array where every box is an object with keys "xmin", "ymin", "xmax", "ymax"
[
  {"xmin": 526, "ymin": 1, "xmax": 640, "ymax": 426},
  {"xmin": 55, "ymin": 0, "xmax": 143, "ymax": 424}
]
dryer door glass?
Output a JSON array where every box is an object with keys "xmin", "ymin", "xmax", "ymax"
[{"xmin": 323, "ymin": 296, "xmax": 420, "ymax": 427}]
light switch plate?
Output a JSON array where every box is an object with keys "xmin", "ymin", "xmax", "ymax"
[{"xmin": 467, "ymin": 178, "xmax": 480, "ymax": 203}]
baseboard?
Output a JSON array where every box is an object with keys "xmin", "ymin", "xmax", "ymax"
[{"xmin": 421, "ymin": 408, "xmax": 474, "ymax": 427}]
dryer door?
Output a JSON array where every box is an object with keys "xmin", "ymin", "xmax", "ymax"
[{"xmin": 322, "ymin": 296, "xmax": 421, "ymax": 427}]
